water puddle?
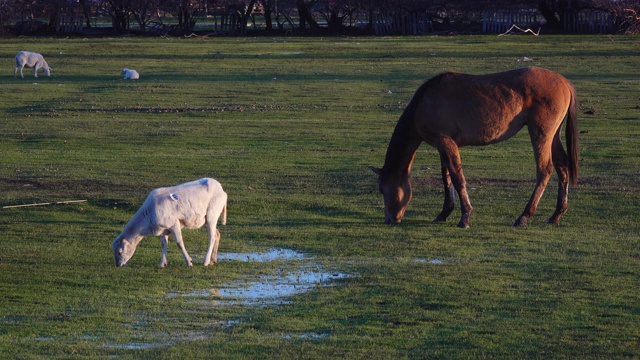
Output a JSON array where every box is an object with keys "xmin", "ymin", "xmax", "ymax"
[
  {"xmin": 168, "ymin": 248, "xmax": 348, "ymax": 305},
  {"xmin": 106, "ymin": 342, "xmax": 165, "ymax": 350},
  {"xmin": 28, "ymin": 249, "xmax": 346, "ymax": 353},
  {"xmin": 414, "ymin": 258, "xmax": 445, "ymax": 264},
  {"xmin": 218, "ymin": 248, "xmax": 307, "ymax": 263},
  {"xmin": 282, "ymin": 332, "xmax": 328, "ymax": 340},
  {"xmin": 214, "ymin": 269, "xmax": 345, "ymax": 305}
]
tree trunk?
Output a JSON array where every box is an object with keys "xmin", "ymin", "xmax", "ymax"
[
  {"xmin": 239, "ymin": 0, "xmax": 257, "ymax": 34},
  {"xmin": 261, "ymin": 0, "xmax": 272, "ymax": 31},
  {"xmin": 296, "ymin": 0, "xmax": 319, "ymax": 30},
  {"xmin": 538, "ymin": 0, "xmax": 561, "ymax": 27}
]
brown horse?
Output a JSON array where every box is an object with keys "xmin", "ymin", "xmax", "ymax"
[{"xmin": 370, "ymin": 66, "xmax": 578, "ymax": 228}]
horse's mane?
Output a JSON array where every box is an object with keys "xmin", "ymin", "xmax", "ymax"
[
  {"xmin": 382, "ymin": 73, "xmax": 454, "ymax": 174},
  {"xmin": 405, "ymin": 71, "xmax": 460, "ymax": 115}
]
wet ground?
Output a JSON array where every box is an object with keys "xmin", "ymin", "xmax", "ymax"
[
  {"xmin": 31, "ymin": 249, "xmax": 445, "ymax": 351},
  {"xmin": 168, "ymin": 248, "xmax": 348, "ymax": 306}
]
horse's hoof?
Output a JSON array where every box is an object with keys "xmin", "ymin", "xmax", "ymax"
[
  {"xmin": 513, "ymin": 217, "xmax": 528, "ymax": 227},
  {"xmin": 457, "ymin": 221, "xmax": 470, "ymax": 229}
]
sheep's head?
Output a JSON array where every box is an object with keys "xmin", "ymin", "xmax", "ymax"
[
  {"xmin": 44, "ymin": 67, "xmax": 51, "ymax": 77},
  {"xmin": 112, "ymin": 236, "xmax": 136, "ymax": 267}
]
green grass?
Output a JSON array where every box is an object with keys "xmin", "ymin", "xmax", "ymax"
[{"xmin": 0, "ymin": 35, "xmax": 639, "ymax": 358}]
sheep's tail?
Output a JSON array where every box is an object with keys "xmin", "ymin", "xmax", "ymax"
[{"xmin": 221, "ymin": 197, "xmax": 227, "ymax": 226}]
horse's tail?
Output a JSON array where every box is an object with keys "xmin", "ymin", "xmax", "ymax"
[{"xmin": 566, "ymin": 84, "xmax": 579, "ymax": 186}]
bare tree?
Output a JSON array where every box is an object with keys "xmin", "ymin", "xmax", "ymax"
[
  {"xmin": 316, "ymin": 0, "xmax": 367, "ymax": 32},
  {"xmin": 0, "ymin": 0, "xmax": 19, "ymax": 33},
  {"xmin": 160, "ymin": 0, "xmax": 207, "ymax": 33},
  {"xmin": 100, "ymin": 0, "xmax": 133, "ymax": 34},
  {"xmin": 268, "ymin": 0, "xmax": 298, "ymax": 31},
  {"xmin": 589, "ymin": 0, "xmax": 640, "ymax": 33},
  {"xmin": 131, "ymin": 0, "xmax": 159, "ymax": 31},
  {"xmin": 78, "ymin": 0, "xmax": 95, "ymax": 28},
  {"xmin": 296, "ymin": 0, "xmax": 320, "ymax": 30},
  {"xmin": 259, "ymin": 0, "xmax": 273, "ymax": 31}
]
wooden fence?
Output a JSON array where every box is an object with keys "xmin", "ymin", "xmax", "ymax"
[
  {"xmin": 56, "ymin": 15, "xmax": 83, "ymax": 34},
  {"xmin": 564, "ymin": 10, "xmax": 613, "ymax": 33},
  {"xmin": 373, "ymin": 12, "xmax": 433, "ymax": 36},
  {"xmin": 482, "ymin": 11, "xmax": 538, "ymax": 34}
]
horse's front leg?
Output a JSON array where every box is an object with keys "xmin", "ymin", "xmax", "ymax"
[
  {"xmin": 434, "ymin": 156, "xmax": 456, "ymax": 223},
  {"xmin": 437, "ymin": 138, "xmax": 473, "ymax": 228}
]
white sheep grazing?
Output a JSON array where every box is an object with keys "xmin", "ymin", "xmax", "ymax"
[
  {"xmin": 112, "ymin": 178, "xmax": 227, "ymax": 267},
  {"xmin": 14, "ymin": 51, "xmax": 52, "ymax": 78},
  {"xmin": 121, "ymin": 68, "xmax": 139, "ymax": 80}
]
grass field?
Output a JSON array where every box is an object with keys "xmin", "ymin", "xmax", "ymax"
[{"xmin": 0, "ymin": 35, "xmax": 638, "ymax": 358}]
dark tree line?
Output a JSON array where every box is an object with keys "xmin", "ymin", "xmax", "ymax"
[{"xmin": 2, "ymin": 0, "xmax": 639, "ymax": 35}]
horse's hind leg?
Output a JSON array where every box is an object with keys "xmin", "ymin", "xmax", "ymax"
[
  {"xmin": 434, "ymin": 155, "xmax": 456, "ymax": 222},
  {"xmin": 514, "ymin": 132, "xmax": 554, "ymax": 227},
  {"xmin": 548, "ymin": 134, "xmax": 570, "ymax": 224},
  {"xmin": 437, "ymin": 138, "xmax": 473, "ymax": 228}
]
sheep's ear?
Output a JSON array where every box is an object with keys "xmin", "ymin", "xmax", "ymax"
[{"xmin": 369, "ymin": 166, "xmax": 382, "ymax": 175}]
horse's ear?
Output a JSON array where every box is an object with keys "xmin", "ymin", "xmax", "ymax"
[{"xmin": 369, "ymin": 166, "xmax": 381, "ymax": 175}]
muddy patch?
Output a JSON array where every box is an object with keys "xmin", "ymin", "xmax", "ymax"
[{"xmin": 168, "ymin": 248, "xmax": 348, "ymax": 306}]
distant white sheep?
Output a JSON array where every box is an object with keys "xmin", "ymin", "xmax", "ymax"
[
  {"xmin": 14, "ymin": 51, "xmax": 52, "ymax": 78},
  {"xmin": 112, "ymin": 178, "xmax": 228, "ymax": 267},
  {"xmin": 121, "ymin": 68, "xmax": 139, "ymax": 80}
]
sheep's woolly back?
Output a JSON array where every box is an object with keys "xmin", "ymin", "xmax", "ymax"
[
  {"xmin": 113, "ymin": 178, "xmax": 228, "ymax": 267},
  {"xmin": 119, "ymin": 178, "xmax": 226, "ymax": 239},
  {"xmin": 15, "ymin": 51, "xmax": 51, "ymax": 77},
  {"xmin": 121, "ymin": 68, "xmax": 139, "ymax": 80}
]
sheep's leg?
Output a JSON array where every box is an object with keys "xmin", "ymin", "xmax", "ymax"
[
  {"xmin": 171, "ymin": 225, "xmax": 193, "ymax": 267},
  {"xmin": 211, "ymin": 229, "xmax": 221, "ymax": 264},
  {"xmin": 34, "ymin": 65, "xmax": 39, "ymax": 78},
  {"xmin": 159, "ymin": 235, "xmax": 169, "ymax": 268},
  {"xmin": 203, "ymin": 223, "xmax": 218, "ymax": 266},
  {"xmin": 203, "ymin": 201, "xmax": 225, "ymax": 266},
  {"xmin": 204, "ymin": 228, "xmax": 220, "ymax": 266}
]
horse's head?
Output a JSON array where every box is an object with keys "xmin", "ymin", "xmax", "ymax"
[
  {"xmin": 370, "ymin": 166, "xmax": 412, "ymax": 224},
  {"xmin": 112, "ymin": 236, "xmax": 136, "ymax": 267}
]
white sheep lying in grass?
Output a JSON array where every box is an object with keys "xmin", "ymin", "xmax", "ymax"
[
  {"xmin": 121, "ymin": 68, "xmax": 139, "ymax": 80},
  {"xmin": 112, "ymin": 178, "xmax": 227, "ymax": 267},
  {"xmin": 14, "ymin": 51, "xmax": 52, "ymax": 78}
]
